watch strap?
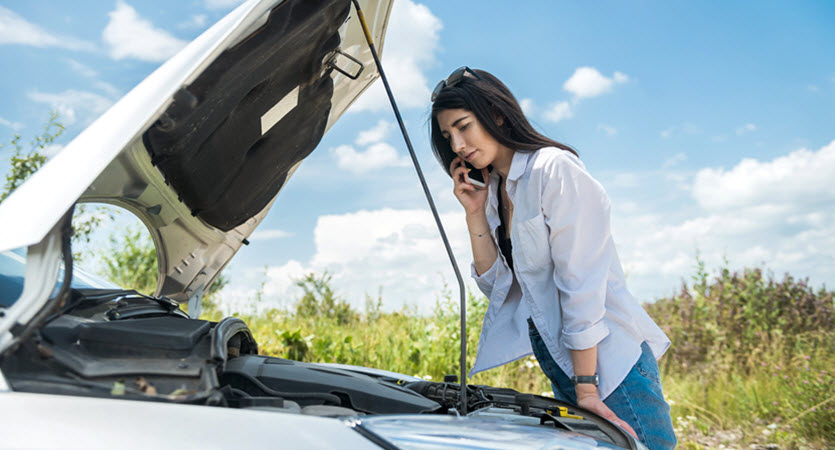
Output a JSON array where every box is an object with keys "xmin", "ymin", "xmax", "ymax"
[{"xmin": 571, "ymin": 374, "xmax": 599, "ymax": 386}]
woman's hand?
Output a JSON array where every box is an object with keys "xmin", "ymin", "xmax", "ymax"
[
  {"xmin": 450, "ymin": 156, "xmax": 495, "ymax": 275},
  {"xmin": 449, "ymin": 156, "xmax": 489, "ymax": 216},
  {"xmin": 575, "ymin": 389, "xmax": 638, "ymax": 440}
]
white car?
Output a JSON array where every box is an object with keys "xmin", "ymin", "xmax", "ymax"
[{"xmin": 0, "ymin": 1, "xmax": 644, "ymax": 448}]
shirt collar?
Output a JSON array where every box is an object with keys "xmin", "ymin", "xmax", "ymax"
[{"xmin": 507, "ymin": 150, "xmax": 532, "ymax": 182}]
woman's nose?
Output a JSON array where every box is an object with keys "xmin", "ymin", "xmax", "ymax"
[{"xmin": 450, "ymin": 133, "xmax": 465, "ymax": 153}]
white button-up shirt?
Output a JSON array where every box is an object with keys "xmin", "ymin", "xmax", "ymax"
[{"xmin": 469, "ymin": 147, "xmax": 670, "ymax": 400}]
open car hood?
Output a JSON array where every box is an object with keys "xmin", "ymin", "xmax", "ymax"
[{"xmin": 0, "ymin": 0, "xmax": 392, "ymax": 305}]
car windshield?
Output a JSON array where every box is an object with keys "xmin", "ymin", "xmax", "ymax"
[{"xmin": 0, "ymin": 248, "xmax": 120, "ymax": 308}]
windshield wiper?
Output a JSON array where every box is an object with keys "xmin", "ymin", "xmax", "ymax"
[{"xmin": 51, "ymin": 289, "xmax": 186, "ymax": 321}]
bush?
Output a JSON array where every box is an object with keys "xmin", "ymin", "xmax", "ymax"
[
  {"xmin": 645, "ymin": 260, "xmax": 835, "ymax": 446},
  {"xmin": 645, "ymin": 261, "xmax": 834, "ymax": 376},
  {"xmin": 205, "ymin": 264, "xmax": 834, "ymax": 447}
]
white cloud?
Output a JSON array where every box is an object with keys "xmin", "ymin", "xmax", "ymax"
[
  {"xmin": 613, "ymin": 140, "xmax": 835, "ymax": 302},
  {"xmin": 331, "ymin": 142, "xmax": 410, "ymax": 174},
  {"xmin": 538, "ymin": 68, "xmax": 627, "ymax": 124},
  {"xmin": 310, "ymin": 209, "xmax": 470, "ymax": 310},
  {"xmin": 692, "ymin": 140, "xmax": 835, "ymax": 212},
  {"xmin": 660, "ymin": 122, "xmax": 699, "ymax": 139},
  {"xmin": 204, "ymin": 0, "xmax": 247, "ymax": 10},
  {"xmin": 0, "ymin": 116, "xmax": 24, "ymax": 131},
  {"xmin": 519, "ymin": 98, "xmax": 535, "ymax": 116},
  {"xmin": 597, "ymin": 124, "xmax": 617, "ymax": 136},
  {"xmin": 331, "ymin": 119, "xmax": 411, "ymax": 174},
  {"xmin": 179, "ymin": 14, "xmax": 208, "ymax": 29},
  {"xmin": 103, "ymin": 1, "xmax": 187, "ymax": 62},
  {"xmin": 661, "ymin": 152, "xmax": 687, "ymax": 170},
  {"xmin": 349, "ymin": 0, "xmax": 442, "ymax": 112},
  {"xmin": 93, "ymin": 80, "xmax": 122, "ymax": 97},
  {"xmin": 65, "ymin": 58, "xmax": 98, "ymax": 78},
  {"xmin": 27, "ymin": 89, "xmax": 113, "ymax": 125},
  {"xmin": 736, "ymin": 123, "xmax": 757, "ymax": 136},
  {"xmin": 0, "ymin": 6, "xmax": 95, "ymax": 51},
  {"xmin": 220, "ymin": 260, "xmax": 308, "ymax": 313},
  {"xmin": 64, "ymin": 59, "xmax": 121, "ymax": 97},
  {"xmin": 218, "ymin": 208, "xmax": 473, "ymax": 313},
  {"xmin": 563, "ymin": 67, "xmax": 628, "ymax": 100},
  {"xmin": 544, "ymin": 101, "xmax": 573, "ymax": 123},
  {"xmin": 355, "ymin": 120, "xmax": 392, "ymax": 146},
  {"xmin": 262, "ymin": 260, "xmax": 308, "ymax": 298},
  {"xmin": 249, "ymin": 229, "xmax": 293, "ymax": 240}
]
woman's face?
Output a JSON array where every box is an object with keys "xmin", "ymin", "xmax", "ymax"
[{"xmin": 436, "ymin": 108, "xmax": 509, "ymax": 170}]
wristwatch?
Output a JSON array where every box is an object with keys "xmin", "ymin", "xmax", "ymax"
[{"xmin": 571, "ymin": 374, "xmax": 599, "ymax": 386}]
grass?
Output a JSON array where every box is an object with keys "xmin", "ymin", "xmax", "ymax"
[
  {"xmin": 201, "ymin": 267, "xmax": 834, "ymax": 449},
  {"xmin": 663, "ymin": 334, "xmax": 834, "ymax": 449}
]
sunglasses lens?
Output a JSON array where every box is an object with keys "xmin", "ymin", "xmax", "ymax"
[
  {"xmin": 431, "ymin": 67, "xmax": 477, "ymax": 102},
  {"xmin": 431, "ymin": 80, "xmax": 446, "ymax": 102},
  {"xmin": 447, "ymin": 66, "xmax": 468, "ymax": 85}
]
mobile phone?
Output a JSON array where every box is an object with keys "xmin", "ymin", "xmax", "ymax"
[{"xmin": 464, "ymin": 161, "xmax": 487, "ymax": 189}]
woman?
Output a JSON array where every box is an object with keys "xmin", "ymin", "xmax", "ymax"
[{"xmin": 430, "ymin": 67, "xmax": 677, "ymax": 450}]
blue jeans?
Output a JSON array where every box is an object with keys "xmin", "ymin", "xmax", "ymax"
[{"xmin": 528, "ymin": 318, "xmax": 677, "ymax": 450}]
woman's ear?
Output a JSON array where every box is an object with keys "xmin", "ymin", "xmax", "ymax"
[{"xmin": 494, "ymin": 113, "xmax": 504, "ymax": 127}]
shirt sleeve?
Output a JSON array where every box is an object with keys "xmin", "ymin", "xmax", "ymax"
[
  {"xmin": 540, "ymin": 153, "xmax": 612, "ymax": 350},
  {"xmin": 470, "ymin": 253, "xmax": 507, "ymax": 300}
]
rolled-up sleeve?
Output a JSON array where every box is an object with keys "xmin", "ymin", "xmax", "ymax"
[
  {"xmin": 541, "ymin": 155, "xmax": 612, "ymax": 350},
  {"xmin": 470, "ymin": 253, "xmax": 506, "ymax": 300}
]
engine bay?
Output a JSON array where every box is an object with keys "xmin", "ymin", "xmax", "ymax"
[{"xmin": 0, "ymin": 288, "xmax": 635, "ymax": 449}]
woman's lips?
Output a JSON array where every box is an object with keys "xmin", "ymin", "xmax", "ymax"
[{"xmin": 464, "ymin": 150, "xmax": 476, "ymax": 161}]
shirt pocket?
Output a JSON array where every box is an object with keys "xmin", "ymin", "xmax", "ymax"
[{"xmin": 514, "ymin": 213, "xmax": 552, "ymax": 273}]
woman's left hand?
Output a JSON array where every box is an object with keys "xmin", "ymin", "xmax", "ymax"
[{"xmin": 576, "ymin": 392, "xmax": 638, "ymax": 440}]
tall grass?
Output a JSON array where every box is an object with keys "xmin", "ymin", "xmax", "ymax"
[
  {"xmin": 204, "ymin": 265, "xmax": 834, "ymax": 448},
  {"xmin": 645, "ymin": 262, "xmax": 834, "ymax": 447},
  {"xmin": 203, "ymin": 276, "xmax": 552, "ymax": 394}
]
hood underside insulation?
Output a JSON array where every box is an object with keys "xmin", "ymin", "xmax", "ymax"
[{"xmin": 144, "ymin": 0, "xmax": 350, "ymax": 231}]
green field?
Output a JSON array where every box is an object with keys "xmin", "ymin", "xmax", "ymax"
[{"xmin": 202, "ymin": 265, "xmax": 835, "ymax": 449}]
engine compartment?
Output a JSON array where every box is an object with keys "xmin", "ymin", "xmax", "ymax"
[{"xmin": 0, "ymin": 288, "xmax": 635, "ymax": 449}]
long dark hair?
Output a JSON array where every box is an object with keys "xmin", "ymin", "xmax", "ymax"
[{"xmin": 430, "ymin": 68, "xmax": 577, "ymax": 176}]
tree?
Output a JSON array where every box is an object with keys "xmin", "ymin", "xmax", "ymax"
[
  {"xmin": 101, "ymin": 224, "xmax": 158, "ymax": 295},
  {"xmin": 0, "ymin": 112, "xmax": 62, "ymax": 203},
  {"xmin": 295, "ymin": 272, "xmax": 358, "ymax": 324},
  {"xmin": 1, "ymin": 113, "xmax": 113, "ymax": 261}
]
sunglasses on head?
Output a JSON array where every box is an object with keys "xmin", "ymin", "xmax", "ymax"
[{"xmin": 431, "ymin": 66, "xmax": 482, "ymax": 102}]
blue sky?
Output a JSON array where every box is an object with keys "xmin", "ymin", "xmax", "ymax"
[{"xmin": 2, "ymin": 0, "xmax": 834, "ymax": 313}]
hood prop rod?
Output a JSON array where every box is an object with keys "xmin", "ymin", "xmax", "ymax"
[{"xmin": 351, "ymin": 0, "xmax": 468, "ymax": 414}]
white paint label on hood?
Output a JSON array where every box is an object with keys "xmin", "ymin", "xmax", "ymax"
[{"xmin": 260, "ymin": 86, "xmax": 299, "ymax": 135}]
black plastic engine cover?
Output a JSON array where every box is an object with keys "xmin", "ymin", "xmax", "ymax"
[
  {"xmin": 143, "ymin": 0, "xmax": 350, "ymax": 230},
  {"xmin": 77, "ymin": 317, "xmax": 211, "ymax": 352},
  {"xmin": 221, "ymin": 355, "xmax": 442, "ymax": 414}
]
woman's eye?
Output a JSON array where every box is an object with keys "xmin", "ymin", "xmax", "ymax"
[{"xmin": 460, "ymin": 123, "xmax": 469, "ymax": 131}]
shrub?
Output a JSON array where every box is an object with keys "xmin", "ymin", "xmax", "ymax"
[
  {"xmin": 645, "ymin": 260, "xmax": 835, "ymax": 445},
  {"xmin": 645, "ymin": 261, "xmax": 834, "ymax": 376}
]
